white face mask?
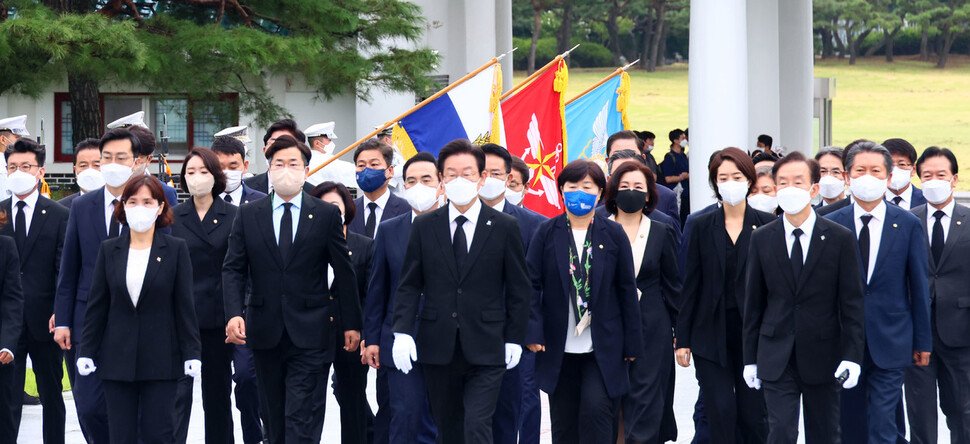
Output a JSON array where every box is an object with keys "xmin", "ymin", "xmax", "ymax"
[
  {"xmin": 125, "ymin": 205, "xmax": 160, "ymax": 233},
  {"xmin": 478, "ymin": 177, "xmax": 506, "ymax": 200},
  {"xmin": 645, "ymin": 144, "xmax": 654, "ymax": 153},
  {"xmin": 101, "ymin": 163, "xmax": 134, "ymax": 188},
  {"xmin": 776, "ymin": 186, "xmax": 812, "ymax": 215},
  {"xmin": 76, "ymin": 168, "xmax": 105, "ymax": 192},
  {"xmin": 444, "ymin": 177, "xmax": 479, "ymax": 206},
  {"xmin": 747, "ymin": 194, "xmax": 777, "ymax": 214},
  {"xmin": 679, "ymin": 139, "xmax": 688, "ymax": 148},
  {"xmin": 818, "ymin": 175, "xmax": 845, "ymax": 200},
  {"xmin": 717, "ymin": 180, "xmax": 749, "ymax": 206},
  {"xmin": 405, "ymin": 183, "xmax": 438, "ymax": 213},
  {"xmin": 269, "ymin": 167, "xmax": 305, "ymax": 196},
  {"xmin": 889, "ymin": 167, "xmax": 912, "ymax": 191},
  {"xmin": 849, "ymin": 174, "xmax": 888, "ymax": 202},
  {"xmin": 6, "ymin": 170, "xmax": 38, "ymax": 196},
  {"xmin": 184, "ymin": 173, "xmax": 215, "ymax": 197},
  {"xmin": 505, "ymin": 188, "xmax": 525, "ymax": 206},
  {"xmin": 922, "ymin": 179, "xmax": 953, "ymax": 205},
  {"xmin": 224, "ymin": 170, "xmax": 243, "ymax": 193}
]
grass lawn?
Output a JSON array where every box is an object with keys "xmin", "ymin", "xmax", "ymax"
[{"xmin": 515, "ymin": 54, "xmax": 970, "ymax": 189}]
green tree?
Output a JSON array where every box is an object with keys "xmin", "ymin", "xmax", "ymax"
[
  {"xmin": 908, "ymin": 0, "xmax": 970, "ymax": 67},
  {"xmin": 0, "ymin": 0, "xmax": 439, "ymax": 145}
]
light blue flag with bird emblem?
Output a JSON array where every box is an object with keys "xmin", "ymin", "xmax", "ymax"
[{"xmin": 564, "ymin": 74, "xmax": 629, "ymax": 169}]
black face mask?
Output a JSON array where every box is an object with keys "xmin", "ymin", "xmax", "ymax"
[{"xmin": 615, "ymin": 189, "xmax": 647, "ymax": 214}]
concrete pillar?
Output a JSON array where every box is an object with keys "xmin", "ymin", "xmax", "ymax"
[
  {"xmin": 462, "ymin": 0, "xmax": 496, "ymax": 76},
  {"xmin": 495, "ymin": 0, "xmax": 514, "ymax": 93},
  {"xmin": 688, "ymin": 0, "xmax": 749, "ymax": 211},
  {"xmin": 777, "ymin": 0, "xmax": 814, "ymax": 156},
  {"xmin": 746, "ymin": 0, "xmax": 781, "ymax": 154}
]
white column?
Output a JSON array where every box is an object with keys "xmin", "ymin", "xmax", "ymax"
[
  {"xmin": 462, "ymin": 0, "xmax": 496, "ymax": 76},
  {"xmin": 746, "ymin": 0, "xmax": 780, "ymax": 154},
  {"xmin": 688, "ymin": 0, "xmax": 748, "ymax": 211},
  {"xmin": 495, "ymin": 0, "xmax": 514, "ymax": 93},
  {"xmin": 777, "ymin": 0, "xmax": 814, "ymax": 156}
]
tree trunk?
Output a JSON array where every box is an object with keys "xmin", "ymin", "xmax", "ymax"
[
  {"xmin": 820, "ymin": 28, "xmax": 834, "ymax": 59},
  {"xmin": 68, "ymin": 74, "xmax": 103, "ymax": 146},
  {"xmin": 865, "ymin": 32, "xmax": 887, "ymax": 57},
  {"xmin": 832, "ymin": 24, "xmax": 846, "ymax": 59},
  {"xmin": 937, "ymin": 28, "xmax": 957, "ymax": 69},
  {"xmin": 657, "ymin": 25, "xmax": 669, "ymax": 67},
  {"xmin": 639, "ymin": 13, "xmax": 654, "ymax": 70},
  {"xmin": 920, "ymin": 28, "xmax": 929, "ymax": 61},
  {"xmin": 647, "ymin": 1, "xmax": 667, "ymax": 72},
  {"xmin": 885, "ymin": 27, "xmax": 898, "ymax": 62},
  {"xmin": 528, "ymin": 1, "xmax": 542, "ymax": 74},
  {"xmin": 849, "ymin": 28, "xmax": 872, "ymax": 65},
  {"xmin": 607, "ymin": 0, "xmax": 623, "ymax": 66},
  {"xmin": 556, "ymin": 0, "xmax": 573, "ymax": 55}
]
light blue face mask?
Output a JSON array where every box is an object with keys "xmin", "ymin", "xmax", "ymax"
[{"xmin": 563, "ymin": 190, "xmax": 597, "ymax": 216}]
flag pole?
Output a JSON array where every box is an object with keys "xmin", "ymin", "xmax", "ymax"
[
  {"xmin": 306, "ymin": 50, "xmax": 515, "ymax": 177},
  {"xmin": 563, "ymin": 59, "xmax": 639, "ymax": 106},
  {"xmin": 500, "ymin": 44, "xmax": 580, "ymax": 101}
]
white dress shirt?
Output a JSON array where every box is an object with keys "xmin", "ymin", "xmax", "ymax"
[
  {"xmin": 126, "ymin": 247, "xmax": 151, "ymax": 307},
  {"xmin": 886, "ymin": 185, "xmax": 913, "ymax": 210},
  {"xmin": 565, "ymin": 228, "xmax": 594, "ymax": 354},
  {"xmin": 104, "ymin": 187, "xmax": 122, "ymax": 235},
  {"xmin": 221, "ymin": 185, "xmax": 244, "ymax": 206},
  {"xmin": 12, "ymin": 189, "xmax": 39, "ymax": 236},
  {"xmin": 490, "ymin": 198, "xmax": 506, "ymax": 213},
  {"xmin": 363, "ymin": 189, "xmax": 392, "ymax": 238},
  {"xmin": 783, "ymin": 209, "xmax": 816, "ymax": 263},
  {"xmin": 272, "ymin": 192, "xmax": 302, "ymax": 245},
  {"xmin": 448, "ymin": 199, "xmax": 481, "ymax": 252},
  {"xmin": 926, "ymin": 199, "xmax": 955, "ymax": 245},
  {"xmin": 853, "ymin": 201, "xmax": 887, "ymax": 283}
]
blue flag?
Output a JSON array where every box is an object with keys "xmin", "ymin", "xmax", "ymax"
[{"xmin": 564, "ymin": 75, "xmax": 628, "ymax": 165}]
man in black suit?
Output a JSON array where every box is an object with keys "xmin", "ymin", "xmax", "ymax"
[
  {"xmin": 224, "ymin": 135, "xmax": 362, "ymax": 443},
  {"xmin": 743, "ymin": 152, "xmax": 865, "ymax": 443},
  {"xmin": 814, "ymin": 147, "xmax": 850, "ymax": 215},
  {"xmin": 213, "ymin": 136, "xmax": 267, "ymax": 206},
  {"xmin": 906, "ymin": 147, "xmax": 970, "ymax": 444},
  {"xmin": 883, "ymin": 138, "xmax": 926, "ymax": 210},
  {"xmin": 242, "ymin": 119, "xmax": 314, "ymax": 195},
  {"xmin": 391, "ymin": 139, "xmax": 531, "ymax": 444},
  {"xmin": 58, "ymin": 138, "xmax": 103, "ymax": 211},
  {"xmin": 0, "ymin": 139, "xmax": 69, "ymax": 444},
  {"xmin": 348, "ymin": 139, "xmax": 410, "ymax": 238}
]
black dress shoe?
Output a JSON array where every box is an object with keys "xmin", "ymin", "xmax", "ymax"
[{"xmin": 23, "ymin": 392, "xmax": 41, "ymax": 405}]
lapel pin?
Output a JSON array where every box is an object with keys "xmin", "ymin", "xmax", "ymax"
[
  {"xmin": 958, "ymin": 221, "xmax": 962, "ymax": 226},
  {"xmin": 751, "ymin": 225, "xmax": 757, "ymax": 230},
  {"xmin": 308, "ymin": 214, "xmax": 313, "ymax": 219},
  {"xmin": 893, "ymin": 223, "xmax": 898, "ymax": 228},
  {"xmin": 598, "ymin": 244, "xmax": 604, "ymax": 249},
  {"xmin": 486, "ymin": 220, "xmax": 492, "ymax": 226},
  {"xmin": 156, "ymin": 257, "xmax": 161, "ymax": 262},
  {"xmin": 639, "ymin": 234, "xmax": 645, "ymax": 238},
  {"xmin": 821, "ymin": 235, "xmax": 826, "ymax": 240},
  {"xmin": 41, "ymin": 209, "xmax": 46, "ymax": 215},
  {"xmin": 349, "ymin": 251, "xmax": 353, "ymax": 256},
  {"xmin": 213, "ymin": 219, "xmax": 218, "ymax": 224}
]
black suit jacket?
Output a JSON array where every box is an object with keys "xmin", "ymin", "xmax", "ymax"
[
  {"xmin": 239, "ymin": 183, "xmax": 267, "ymax": 205},
  {"xmin": 816, "ymin": 196, "xmax": 852, "ymax": 216},
  {"xmin": 743, "ymin": 215, "xmax": 865, "ymax": 384},
  {"xmin": 58, "ymin": 192, "xmax": 80, "ymax": 209},
  {"xmin": 80, "ymin": 232, "xmax": 201, "ymax": 381},
  {"xmin": 392, "ymin": 203, "xmax": 531, "ymax": 366},
  {"xmin": 0, "ymin": 236, "xmax": 23, "ymax": 352},
  {"xmin": 223, "ymin": 192, "xmax": 361, "ymax": 354},
  {"xmin": 171, "ymin": 197, "xmax": 237, "ymax": 330},
  {"xmin": 242, "ymin": 173, "xmax": 314, "ymax": 196},
  {"xmin": 0, "ymin": 196, "xmax": 68, "ymax": 341},
  {"xmin": 914, "ymin": 203, "xmax": 970, "ymax": 348},
  {"xmin": 634, "ymin": 219, "xmax": 682, "ymax": 347},
  {"xmin": 363, "ymin": 213, "xmax": 412, "ymax": 368},
  {"xmin": 348, "ymin": 192, "xmax": 411, "ymax": 238},
  {"xmin": 676, "ymin": 205, "xmax": 775, "ymax": 365},
  {"xmin": 336, "ymin": 231, "xmax": 373, "ymax": 330}
]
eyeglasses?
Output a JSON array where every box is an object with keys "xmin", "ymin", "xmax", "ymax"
[{"xmin": 6, "ymin": 164, "xmax": 38, "ymax": 173}]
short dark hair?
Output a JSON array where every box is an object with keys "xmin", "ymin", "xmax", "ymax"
[
  {"xmin": 557, "ymin": 159, "xmax": 607, "ymax": 193},
  {"xmin": 757, "ymin": 134, "xmax": 773, "ymax": 148},
  {"xmin": 916, "ymin": 146, "xmax": 959, "ymax": 176},
  {"xmin": 263, "ymin": 119, "xmax": 305, "ymax": 145},
  {"xmin": 636, "ymin": 130, "xmax": 655, "ymax": 141},
  {"xmin": 604, "ymin": 161, "xmax": 658, "ymax": 216},
  {"xmin": 606, "ymin": 130, "xmax": 643, "ymax": 157},
  {"xmin": 814, "ymin": 146, "xmax": 844, "ymax": 163},
  {"xmin": 310, "ymin": 181, "xmax": 356, "ymax": 226},
  {"xmin": 481, "ymin": 143, "xmax": 512, "ymax": 174},
  {"xmin": 114, "ymin": 175, "xmax": 174, "ymax": 229},
  {"xmin": 510, "ymin": 156, "xmax": 530, "ymax": 184},
  {"xmin": 72, "ymin": 138, "xmax": 101, "ymax": 166},
  {"xmin": 607, "ymin": 149, "xmax": 646, "ymax": 174},
  {"xmin": 437, "ymin": 139, "xmax": 485, "ymax": 174},
  {"xmin": 99, "ymin": 128, "xmax": 142, "ymax": 157},
  {"xmin": 264, "ymin": 135, "xmax": 311, "ymax": 165},
  {"xmin": 709, "ymin": 147, "xmax": 757, "ymax": 200},
  {"xmin": 127, "ymin": 125, "xmax": 156, "ymax": 157},
  {"xmin": 210, "ymin": 136, "xmax": 246, "ymax": 159},
  {"xmin": 882, "ymin": 138, "xmax": 917, "ymax": 164},
  {"xmin": 668, "ymin": 129, "xmax": 684, "ymax": 144},
  {"xmin": 402, "ymin": 152, "xmax": 437, "ymax": 179},
  {"xmin": 353, "ymin": 139, "xmax": 394, "ymax": 167},
  {"xmin": 772, "ymin": 152, "xmax": 821, "ymax": 184},
  {"xmin": 5, "ymin": 138, "xmax": 46, "ymax": 166},
  {"xmin": 844, "ymin": 140, "xmax": 893, "ymax": 173},
  {"xmin": 180, "ymin": 147, "xmax": 227, "ymax": 197},
  {"xmin": 752, "ymin": 152, "xmax": 778, "ymax": 165}
]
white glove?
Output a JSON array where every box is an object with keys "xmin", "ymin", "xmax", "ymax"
[
  {"xmin": 505, "ymin": 343, "xmax": 523, "ymax": 370},
  {"xmin": 184, "ymin": 359, "xmax": 202, "ymax": 378},
  {"xmin": 835, "ymin": 360, "xmax": 861, "ymax": 389},
  {"xmin": 743, "ymin": 364, "xmax": 761, "ymax": 390},
  {"xmin": 392, "ymin": 333, "xmax": 418, "ymax": 374},
  {"xmin": 77, "ymin": 357, "xmax": 97, "ymax": 376}
]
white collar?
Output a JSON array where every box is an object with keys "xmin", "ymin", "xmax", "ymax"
[
  {"xmin": 13, "ymin": 189, "xmax": 39, "ymax": 209},
  {"xmin": 783, "ymin": 208, "xmax": 817, "ymax": 238},
  {"xmin": 853, "ymin": 199, "xmax": 887, "ymax": 222},
  {"xmin": 490, "ymin": 198, "xmax": 506, "ymax": 213},
  {"xmin": 929, "ymin": 199, "xmax": 956, "ymax": 219},
  {"xmin": 449, "ymin": 198, "xmax": 482, "ymax": 225},
  {"xmin": 272, "ymin": 191, "xmax": 303, "ymax": 210},
  {"xmin": 887, "ymin": 184, "xmax": 913, "ymax": 203},
  {"xmin": 364, "ymin": 188, "xmax": 391, "ymax": 210},
  {"xmin": 104, "ymin": 186, "xmax": 121, "ymax": 205}
]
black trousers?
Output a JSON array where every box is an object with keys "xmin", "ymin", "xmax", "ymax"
[
  {"xmin": 905, "ymin": 318, "xmax": 970, "ymax": 444},
  {"xmin": 102, "ymin": 379, "xmax": 178, "ymax": 444},
  {"xmin": 0, "ymin": 359, "xmax": 16, "ymax": 444},
  {"xmin": 622, "ymin": 335, "xmax": 674, "ymax": 444},
  {"xmin": 174, "ymin": 328, "xmax": 235, "ymax": 443},
  {"xmin": 332, "ymin": 331, "xmax": 370, "ymax": 444},
  {"xmin": 252, "ymin": 329, "xmax": 329, "ymax": 444},
  {"xmin": 549, "ymin": 353, "xmax": 618, "ymax": 444},
  {"xmin": 422, "ymin": 338, "xmax": 506, "ymax": 444},
  {"xmin": 12, "ymin": 332, "xmax": 65, "ymax": 444},
  {"xmin": 762, "ymin": 362, "xmax": 841, "ymax": 444}
]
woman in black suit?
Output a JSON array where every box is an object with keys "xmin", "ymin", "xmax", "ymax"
[
  {"xmin": 78, "ymin": 175, "xmax": 201, "ymax": 444},
  {"xmin": 525, "ymin": 159, "xmax": 642, "ymax": 444},
  {"xmin": 604, "ymin": 161, "xmax": 682, "ymax": 444},
  {"xmin": 171, "ymin": 147, "xmax": 237, "ymax": 443},
  {"xmin": 675, "ymin": 147, "xmax": 774, "ymax": 444},
  {"xmin": 311, "ymin": 181, "xmax": 374, "ymax": 444}
]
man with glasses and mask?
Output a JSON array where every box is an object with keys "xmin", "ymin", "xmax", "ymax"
[
  {"xmin": 815, "ymin": 147, "xmax": 850, "ymax": 216},
  {"xmin": 883, "ymin": 138, "xmax": 926, "ymax": 210}
]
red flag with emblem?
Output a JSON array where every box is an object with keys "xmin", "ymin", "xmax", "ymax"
[{"xmin": 500, "ymin": 59, "xmax": 568, "ymax": 218}]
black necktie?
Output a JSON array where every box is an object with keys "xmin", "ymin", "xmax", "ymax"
[
  {"xmin": 14, "ymin": 201, "xmax": 26, "ymax": 251},
  {"xmin": 279, "ymin": 202, "xmax": 293, "ymax": 261},
  {"xmin": 932, "ymin": 210, "xmax": 945, "ymax": 264},
  {"xmin": 108, "ymin": 199, "xmax": 120, "ymax": 238},
  {"xmin": 859, "ymin": 214, "xmax": 873, "ymax": 279},
  {"xmin": 364, "ymin": 202, "xmax": 378, "ymax": 238},
  {"xmin": 224, "ymin": 194, "xmax": 233, "ymax": 204},
  {"xmin": 453, "ymin": 215, "xmax": 468, "ymax": 271},
  {"xmin": 791, "ymin": 228, "xmax": 804, "ymax": 281},
  {"xmin": 892, "ymin": 196, "xmax": 903, "ymax": 206}
]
